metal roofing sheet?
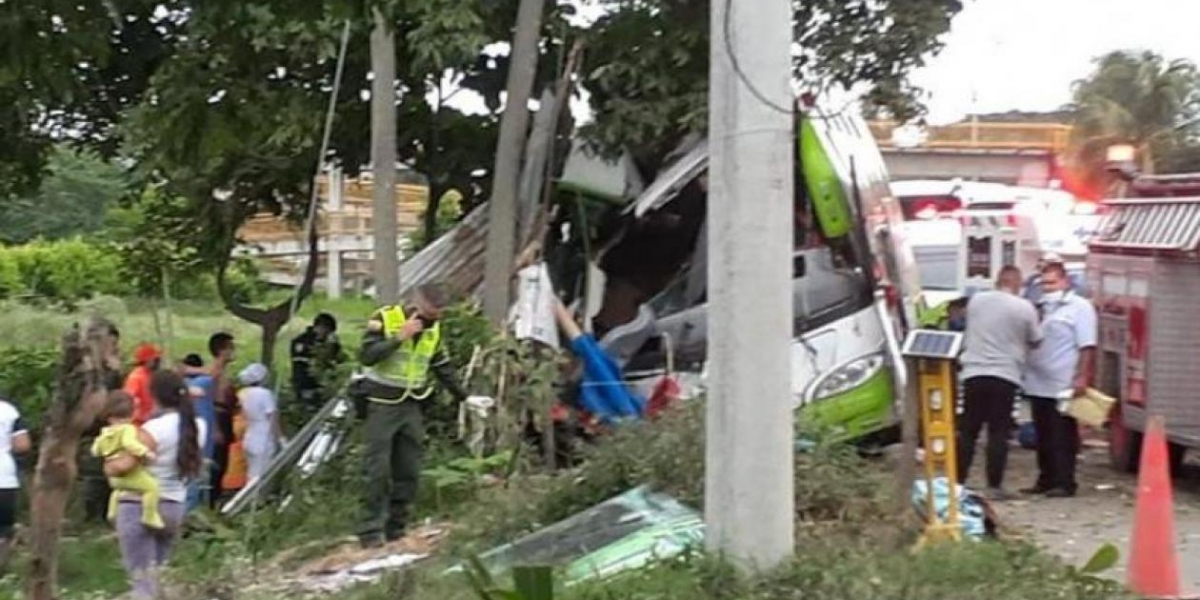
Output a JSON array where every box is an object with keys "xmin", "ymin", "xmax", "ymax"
[{"xmin": 1091, "ymin": 197, "xmax": 1200, "ymax": 252}]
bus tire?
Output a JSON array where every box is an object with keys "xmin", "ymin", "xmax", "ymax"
[{"xmin": 1108, "ymin": 404, "xmax": 1141, "ymax": 474}]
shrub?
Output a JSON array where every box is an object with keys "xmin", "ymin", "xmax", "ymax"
[
  {"xmin": 0, "ymin": 238, "xmax": 128, "ymax": 303},
  {"xmin": 449, "ymin": 401, "xmax": 892, "ymax": 554},
  {"xmin": 0, "ymin": 345, "xmax": 59, "ymax": 432},
  {"xmin": 561, "ymin": 541, "xmax": 1131, "ymax": 600}
]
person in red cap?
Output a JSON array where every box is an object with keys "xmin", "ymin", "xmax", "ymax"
[{"xmin": 123, "ymin": 344, "xmax": 162, "ymax": 425}]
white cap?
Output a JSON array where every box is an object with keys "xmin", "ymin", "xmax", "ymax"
[
  {"xmin": 1041, "ymin": 252, "xmax": 1064, "ymax": 264},
  {"xmin": 239, "ymin": 363, "xmax": 269, "ymax": 386}
]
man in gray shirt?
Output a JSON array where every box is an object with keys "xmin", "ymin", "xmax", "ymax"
[{"xmin": 957, "ymin": 265, "xmax": 1042, "ymax": 499}]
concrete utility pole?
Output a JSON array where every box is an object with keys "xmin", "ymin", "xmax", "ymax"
[
  {"xmin": 370, "ymin": 9, "xmax": 399, "ymax": 306},
  {"xmin": 704, "ymin": 0, "xmax": 795, "ymax": 570},
  {"xmin": 482, "ymin": 0, "xmax": 545, "ymax": 324}
]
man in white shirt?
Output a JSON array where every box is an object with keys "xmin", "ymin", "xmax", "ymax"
[
  {"xmin": 957, "ymin": 266, "xmax": 1042, "ymax": 499},
  {"xmin": 1, "ymin": 398, "xmax": 32, "ymax": 556},
  {"xmin": 1022, "ymin": 262, "xmax": 1098, "ymax": 498}
]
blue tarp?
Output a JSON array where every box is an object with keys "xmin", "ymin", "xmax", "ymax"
[
  {"xmin": 570, "ymin": 334, "xmax": 644, "ymax": 422},
  {"xmin": 911, "ymin": 477, "xmax": 991, "ymax": 539}
]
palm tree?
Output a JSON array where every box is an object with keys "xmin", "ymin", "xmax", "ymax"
[{"xmin": 1069, "ymin": 50, "xmax": 1200, "ymax": 175}]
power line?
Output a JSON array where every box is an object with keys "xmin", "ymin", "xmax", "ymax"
[
  {"xmin": 721, "ymin": 0, "xmax": 794, "ymax": 115},
  {"xmin": 720, "ymin": 0, "xmax": 860, "ymax": 122}
]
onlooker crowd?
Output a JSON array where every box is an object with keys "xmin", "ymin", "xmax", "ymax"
[{"xmin": 0, "ymin": 310, "xmax": 352, "ymax": 594}]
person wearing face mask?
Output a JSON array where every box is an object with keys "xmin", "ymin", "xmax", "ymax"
[
  {"xmin": 355, "ymin": 284, "xmax": 468, "ymax": 548},
  {"xmin": 1022, "ymin": 261, "xmax": 1097, "ymax": 498},
  {"xmin": 956, "ymin": 266, "xmax": 1043, "ymax": 500}
]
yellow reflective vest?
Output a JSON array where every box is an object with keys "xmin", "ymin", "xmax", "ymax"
[{"xmin": 364, "ymin": 305, "xmax": 442, "ymax": 401}]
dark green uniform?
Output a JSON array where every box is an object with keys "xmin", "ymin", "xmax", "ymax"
[{"xmin": 357, "ymin": 305, "xmax": 465, "ymax": 544}]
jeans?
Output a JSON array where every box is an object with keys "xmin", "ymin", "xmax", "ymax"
[
  {"xmin": 1030, "ymin": 397, "xmax": 1079, "ymax": 493},
  {"xmin": 116, "ymin": 499, "xmax": 187, "ymax": 599},
  {"xmin": 957, "ymin": 376, "xmax": 1018, "ymax": 488}
]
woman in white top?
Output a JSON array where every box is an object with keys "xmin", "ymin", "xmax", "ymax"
[
  {"xmin": 111, "ymin": 371, "xmax": 206, "ymax": 599},
  {"xmin": 238, "ymin": 363, "xmax": 283, "ymax": 481},
  {"xmin": 0, "ymin": 399, "xmax": 31, "ymax": 546}
]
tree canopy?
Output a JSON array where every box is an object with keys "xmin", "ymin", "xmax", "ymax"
[
  {"xmin": 1065, "ymin": 50, "xmax": 1200, "ymax": 198},
  {"xmin": 1070, "ymin": 50, "xmax": 1200, "ymax": 177},
  {"xmin": 0, "ymin": 147, "xmax": 129, "ymax": 244},
  {"xmin": 579, "ymin": 0, "xmax": 963, "ymax": 174},
  {"xmin": 0, "ymin": 0, "xmax": 965, "ymax": 358}
]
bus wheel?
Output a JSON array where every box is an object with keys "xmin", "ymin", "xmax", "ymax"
[{"xmin": 1108, "ymin": 404, "xmax": 1142, "ymax": 474}]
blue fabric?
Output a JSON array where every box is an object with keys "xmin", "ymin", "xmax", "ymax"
[
  {"xmin": 569, "ymin": 334, "xmax": 643, "ymax": 422},
  {"xmin": 186, "ymin": 374, "xmax": 217, "ymax": 461},
  {"xmin": 911, "ymin": 477, "xmax": 988, "ymax": 539}
]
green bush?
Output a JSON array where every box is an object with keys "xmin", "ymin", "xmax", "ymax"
[
  {"xmin": 0, "ymin": 345, "xmax": 59, "ymax": 431},
  {"xmin": 0, "ymin": 238, "xmax": 128, "ymax": 302},
  {"xmin": 560, "ymin": 541, "xmax": 1131, "ymax": 600},
  {"xmin": 449, "ymin": 401, "xmax": 892, "ymax": 554}
]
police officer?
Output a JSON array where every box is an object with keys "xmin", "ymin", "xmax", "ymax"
[
  {"xmin": 290, "ymin": 312, "xmax": 343, "ymax": 413},
  {"xmin": 356, "ymin": 284, "xmax": 467, "ymax": 548}
]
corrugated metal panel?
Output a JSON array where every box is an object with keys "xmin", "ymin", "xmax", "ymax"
[
  {"xmin": 1092, "ymin": 197, "xmax": 1200, "ymax": 251},
  {"xmin": 397, "ymin": 206, "xmax": 488, "ymax": 301},
  {"xmin": 1147, "ymin": 261, "xmax": 1200, "ymax": 443}
]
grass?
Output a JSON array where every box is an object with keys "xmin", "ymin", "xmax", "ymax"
[
  {"xmin": 0, "ymin": 293, "xmax": 376, "ymax": 371},
  {"xmin": 0, "ymin": 526, "xmax": 127, "ymax": 600}
]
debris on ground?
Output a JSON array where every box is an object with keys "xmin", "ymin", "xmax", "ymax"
[
  {"xmin": 459, "ymin": 486, "xmax": 703, "ymax": 585},
  {"xmin": 256, "ymin": 524, "xmax": 447, "ymax": 594}
]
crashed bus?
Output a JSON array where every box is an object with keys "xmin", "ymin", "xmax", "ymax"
[{"xmin": 547, "ymin": 104, "xmax": 921, "ymax": 442}]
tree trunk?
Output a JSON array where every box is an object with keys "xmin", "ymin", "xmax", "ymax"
[
  {"xmin": 217, "ymin": 208, "xmax": 321, "ymax": 369},
  {"xmin": 370, "ymin": 8, "xmax": 399, "ymax": 306},
  {"xmin": 27, "ymin": 319, "xmax": 119, "ymax": 600},
  {"xmin": 482, "ymin": 0, "xmax": 546, "ymax": 324}
]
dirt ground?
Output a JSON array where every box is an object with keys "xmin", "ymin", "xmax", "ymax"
[{"xmin": 963, "ymin": 436, "xmax": 1200, "ymax": 590}]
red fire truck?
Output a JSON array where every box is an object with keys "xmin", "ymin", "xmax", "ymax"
[{"xmin": 1090, "ymin": 174, "xmax": 1200, "ymax": 472}]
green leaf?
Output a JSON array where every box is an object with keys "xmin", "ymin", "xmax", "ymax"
[
  {"xmin": 1080, "ymin": 543, "xmax": 1119, "ymax": 574},
  {"xmin": 512, "ymin": 565, "xmax": 554, "ymax": 600}
]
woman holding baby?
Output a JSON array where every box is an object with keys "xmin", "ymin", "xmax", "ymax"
[{"xmin": 100, "ymin": 370, "xmax": 206, "ymax": 599}]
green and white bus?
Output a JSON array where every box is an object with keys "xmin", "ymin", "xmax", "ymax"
[{"xmin": 552, "ymin": 102, "xmax": 922, "ymax": 442}]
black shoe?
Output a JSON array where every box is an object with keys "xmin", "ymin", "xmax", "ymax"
[
  {"xmin": 359, "ymin": 535, "xmax": 385, "ymax": 549},
  {"xmin": 1020, "ymin": 485, "xmax": 1053, "ymax": 495},
  {"xmin": 1044, "ymin": 488, "xmax": 1076, "ymax": 498},
  {"xmin": 385, "ymin": 529, "xmax": 406, "ymax": 543}
]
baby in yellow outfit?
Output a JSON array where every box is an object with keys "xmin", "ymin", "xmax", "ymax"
[{"xmin": 92, "ymin": 391, "xmax": 163, "ymax": 529}]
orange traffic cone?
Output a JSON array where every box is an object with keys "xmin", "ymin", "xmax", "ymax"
[{"xmin": 1127, "ymin": 415, "xmax": 1183, "ymax": 598}]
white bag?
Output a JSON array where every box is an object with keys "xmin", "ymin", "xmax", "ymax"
[{"xmin": 509, "ymin": 262, "xmax": 560, "ymax": 349}]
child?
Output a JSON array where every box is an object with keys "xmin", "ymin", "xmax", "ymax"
[{"xmin": 92, "ymin": 391, "xmax": 163, "ymax": 529}]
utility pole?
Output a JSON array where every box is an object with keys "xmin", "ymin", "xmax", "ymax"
[
  {"xmin": 370, "ymin": 8, "xmax": 399, "ymax": 306},
  {"xmin": 704, "ymin": 0, "xmax": 795, "ymax": 571},
  {"xmin": 482, "ymin": 0, "xmax": 544, "ymax": 324}
]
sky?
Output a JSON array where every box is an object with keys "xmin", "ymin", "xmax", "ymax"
[
  {"xmin": 442, "ymin": 0, "xmax": 1200, "ymax": 126},
  {"xmin": 911, "ymin": 0, "xmax": 1200, "ymax": 124}
]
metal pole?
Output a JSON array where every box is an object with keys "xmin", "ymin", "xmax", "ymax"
[{"xmin": 704, "ymin": 0, "xmax": 795, "ymax": 570}]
